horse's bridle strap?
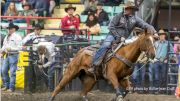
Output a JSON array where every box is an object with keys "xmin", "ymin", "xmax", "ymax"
[{"xmin": 114, "ymin": 54, "xmax": 134, "ymax": 68}]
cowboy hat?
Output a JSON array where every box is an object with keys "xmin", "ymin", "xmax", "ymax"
[
  {"xmin": 34, "ymin": 24, "xmax": 43, "ymax": 30},
  {"xmin": 22, "ymin": 2, "xmax": 31, "ymax": 8},
  {"xmin": 65, "ymin": 4, "xmax": 76, "ymax": 12},
  {"xmin": 7, "ymin": 23, "xmax": 19, "ymax": 31},
  {"xmin": 124, "ymin": 1, "xmax": 139, "ymax": 11},
  {"xmin": 158, "ymin": 29, "xmax": 167, "ymax": 35}
]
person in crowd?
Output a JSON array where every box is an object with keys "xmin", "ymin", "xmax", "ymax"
[
  {"xmin": 175, "ymin": 42, "xmax": 180, "ymax": 98},
  {"xmin": 36, "ymin": 41, "xmax": 56, "ymax": 92},
  {"xmin": 82, "ymin": 13, "xmax": 100, "ymax": 35},
  {"xmin": 148, "ymin": 29, "xmax": 174, "ymax": 94},
  {"xmin": 13, "ymin": 2, "xmax": 36, "ymax": 23},
  {"xmin": 61, "ymin": 4, "xmax": 80, "ymax": 36},
  {"xmin": 49, "ymin": 0, "xmax": 56, "ymax": 16},
  {"xmin": 22, "ymin": 24, "xmax": 44, "ymax": 45},
  {"xmin": 81, "ymin": 0, "xmax": 98, "ymax": 15},
  {"xmin": 31, "ymin": 0, "xmax": 50, "ymax": 16},
  {"xmin": 131, "ymin": 28, "xmax": 148, "ymax": 93},
  {"xmin": 0, "ymin": 23, "xmax": 22, "ymax": 92},
  {"xmin": 88, "ymin": 1, "xmax": 156, "ymax": 73},
  {"xmin": 95, "ymin": 3, "xmax": 109, "ymax": 26},
  {"xmin": 4, "ymin": 2, "xmax": 18, "ymax": 22}
]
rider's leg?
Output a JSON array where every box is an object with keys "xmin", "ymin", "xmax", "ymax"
[{"xmin": 88, "ymin": 34, "xmax": 115, "ymax": 72}]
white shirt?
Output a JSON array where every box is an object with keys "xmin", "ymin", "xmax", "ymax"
[
  {"xmin": 22, "ymin": 32, "xmax": 45, "ymax": 45},
  {"xmin": 1, "ymin": 32, "xmax": 22, "ymax": 52},
  {"xmin": 37, "ymin": 41, "xmax": 56, "ymax": 68}
]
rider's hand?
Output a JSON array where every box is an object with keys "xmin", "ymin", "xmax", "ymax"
[{"xmin": 121, "ymin": 37, "xmax": 125, "ymax": 42}]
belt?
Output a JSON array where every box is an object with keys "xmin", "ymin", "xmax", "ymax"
[{"xmin": 6, "ymin": 53, "xmax": 18, "ymax": 56}]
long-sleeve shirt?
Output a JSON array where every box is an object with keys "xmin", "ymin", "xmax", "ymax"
[
  {"xmin": 61, "ymin": 15, "xmax": 80, "ymax": 35},
  {"xmin": 1, "ymin": 32, "xmax": 22, "ymax": 53},
  {"xmin": 22, "ymin": 32, "xmax": 45, "ymax": 45},
  {"xmin": 108, "ymin": 12, "xmax": 155, "ymax": 39},
  {"xmin": 154, "ymin": 40, "xmax": 174, "ymax": 62},
  {"xmin": 37, "ymin": 41, "xmax": 55, "ymax": 68}
]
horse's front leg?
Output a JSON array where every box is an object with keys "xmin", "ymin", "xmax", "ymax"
[
  {"xmin": 119, "ymin": 78, "xmax": 132, "ymax": 97},
  {"xmin": 107, "ymin": 73, "xmax": 124, "ymax": 101}
]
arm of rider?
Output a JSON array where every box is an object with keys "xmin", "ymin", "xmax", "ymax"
[
  {"xmin": 108, "ymin": 13, "xmax": 122, "ymax": 37},
  {"xmin": 135, "ymin": 16, "xmax": 156, "ymax": 34}
]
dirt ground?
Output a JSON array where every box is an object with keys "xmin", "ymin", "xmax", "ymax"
[{"xmin": 1, "ymin": 90, "xmax": 180, "ymax": 101}]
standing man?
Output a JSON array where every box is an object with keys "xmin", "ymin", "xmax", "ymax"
[
  {"xmin": 61, "ymin": 4, "xmax": 80, "ymax": 36},
  {"xmin": 1, "ymin": 23, "xmax": 22, "ymax": 92},
  {"xmin": 22, "ymin": 24, "xmax": 44, "ymax": 45},
  {"xmin": 88, "ymin": 1, "xmax": 156, "ymax": 73},
  {"xmin": 148, "ymin": 29, "xmax": 174, "ymax": 94}
]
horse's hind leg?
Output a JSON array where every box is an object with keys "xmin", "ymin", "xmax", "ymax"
[
  {"xmin": 49, "ymin": 70, "xmax": 76, "ymax": 101},
  {"xmin": 79, "ymin": 75, "xmax": 96, "ymax": 101}
]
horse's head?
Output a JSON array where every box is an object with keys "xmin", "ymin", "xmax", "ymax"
[{"xmin": 139, "ymin": 29, "xmax": 156, "ymax": 59}]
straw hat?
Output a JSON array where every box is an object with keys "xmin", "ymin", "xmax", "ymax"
[
  {"xmin": 65, "ymin": 4, "xmax": 76, "ymax": 12},
  {"xmin": 158, "ymin": 29, "xmax": 167, "ymax": 36},
  {"xmin": 124, "ymin": 1, "xmax": 139, "ymax": 11}
]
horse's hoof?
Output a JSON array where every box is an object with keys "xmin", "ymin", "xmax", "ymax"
[
  {"xmin": 82, "ymin": 96, "xmax": 89, "ymax": 101},
  {"xmin": 48, "ymin": 96, "xmax": 55, "ymax": 101},
  {"xmin": 116, "ymin": 95, "xmax": 124, "ymax": 101}
]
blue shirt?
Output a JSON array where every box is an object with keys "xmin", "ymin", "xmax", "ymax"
[{"xmin": 155, "ymin": 40, "xmax": 173, "ymax": 61}]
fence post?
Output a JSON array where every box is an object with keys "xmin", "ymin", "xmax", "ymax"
[{"xmin": 24, "ymin": 47, "xmax": 36, "ymax": 93}]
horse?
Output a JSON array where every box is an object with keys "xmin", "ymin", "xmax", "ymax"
[{"xmin": 49, "ymin": 29, "xmax": 156, "ymax": 101}]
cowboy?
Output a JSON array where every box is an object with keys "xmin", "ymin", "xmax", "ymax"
[
  {"xmin": 36, "ymin": 41, "xmax": 56, "ymax": 92},
  {"xmin": 148, "ymin": 29, "xmax": 173, "ymax": 94},
  {"xmin": 88, "ymin": 1, "xmax": 156, "ymax": 73},
  {"xmin": 1, "ymin": 23, "xmax": 22, "ymax": 92},
  {"xmin": 61, "ymin": 4, "xmax": 80, "ymax": 37},
  {"xmin": 22, "ymin": 24, "xmax": 45, "ymax": 45}
]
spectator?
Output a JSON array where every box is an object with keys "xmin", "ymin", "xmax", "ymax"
[
  {"xmin": 22, "ymin": 24, "xmax": 44, "ymax": 45},
  {"xmin": 4, "ymin": 2, "xmax": 18, "ymax": 22},
  {"xmin": 1, "ymin": 0, "xmax": 5, "ymax": 15},
  {"xmin": 81, "ymin": 0, "xmax": 98, "ymax": 15},
  {"xmin": 82, "ymin": 13, "xmax": 100, "ymax": 35},
  {"xmin": 175, "ymin": 43, "xmax": 180, "ymax": 98},
  {"xmin": 61, "ymin": 4, "xmax": 80, "ymax": 36},
  {"xmin": 148, "ymin": 29, "xmax": 174, "ymax": 94},
  {"xmin": 95, "ymin": 3, "xmax": 109, "ymax": 26},
  {"xmin": 37, "ymin": 41, "xmax": 56, "ymax": 92},
  {"xmin": 1, "ymin": 23, "xmax": 22, "ymax": 92},
  {"xmin": 13, "ymin": 2, "xmax": 36, "ymax": 23},
  {"xmin": 33, "ymin": 0, "xmax": 50, "ymax": 16},
  {"xmin": 49, "ymin": 0, "xmax": 56, "ymax": 16}
]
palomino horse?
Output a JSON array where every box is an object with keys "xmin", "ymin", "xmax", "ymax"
[{"xmin": 49, "ymin": 30, "xmax": 156, "ymax": 101}]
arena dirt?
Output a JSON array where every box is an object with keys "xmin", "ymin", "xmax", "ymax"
[{"xmin": 1, "ymin": 90, "xmax": 180, "ymax": 101}]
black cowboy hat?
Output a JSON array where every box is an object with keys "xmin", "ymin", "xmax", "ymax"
[
  {"xmin": 22, "ymin": 2, "xmax": 31, "ymax": 8},
  {"xmin": 7, "ymin": 23, "xmax": 19, "ymax": 31},
  {"xmin": 124, "ymin": 1, "xmax": 139, "ymax": 11},
  {"xmin": 65, "ymin": 4, "xmax": 76, "ymax": 12}
]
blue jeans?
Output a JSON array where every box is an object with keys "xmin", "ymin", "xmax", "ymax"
[
  {"xmin": 169, "ymin": 64, "xmax": 178, "ymax": 84},
  {"xmin": 92, "ymin": 34, "xmax": 115, "ymax": 65},
  {"xmin": 47, "ymin": 64, "xmax": 55, "ymax": 91},
  {"xmin": 132, "ymin": 63, "xmax": 146, "ymax": 87},
  {"xmin": 148, "ymin": 62, "xmax": 166, "ymax": 88},
  {"xmin": 1, "ymin": 58, "xmax": 5, "ymax": 87},
  {"xmin": 2, "ymin": 54, "xmax": 18, "ymax": 90}
]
